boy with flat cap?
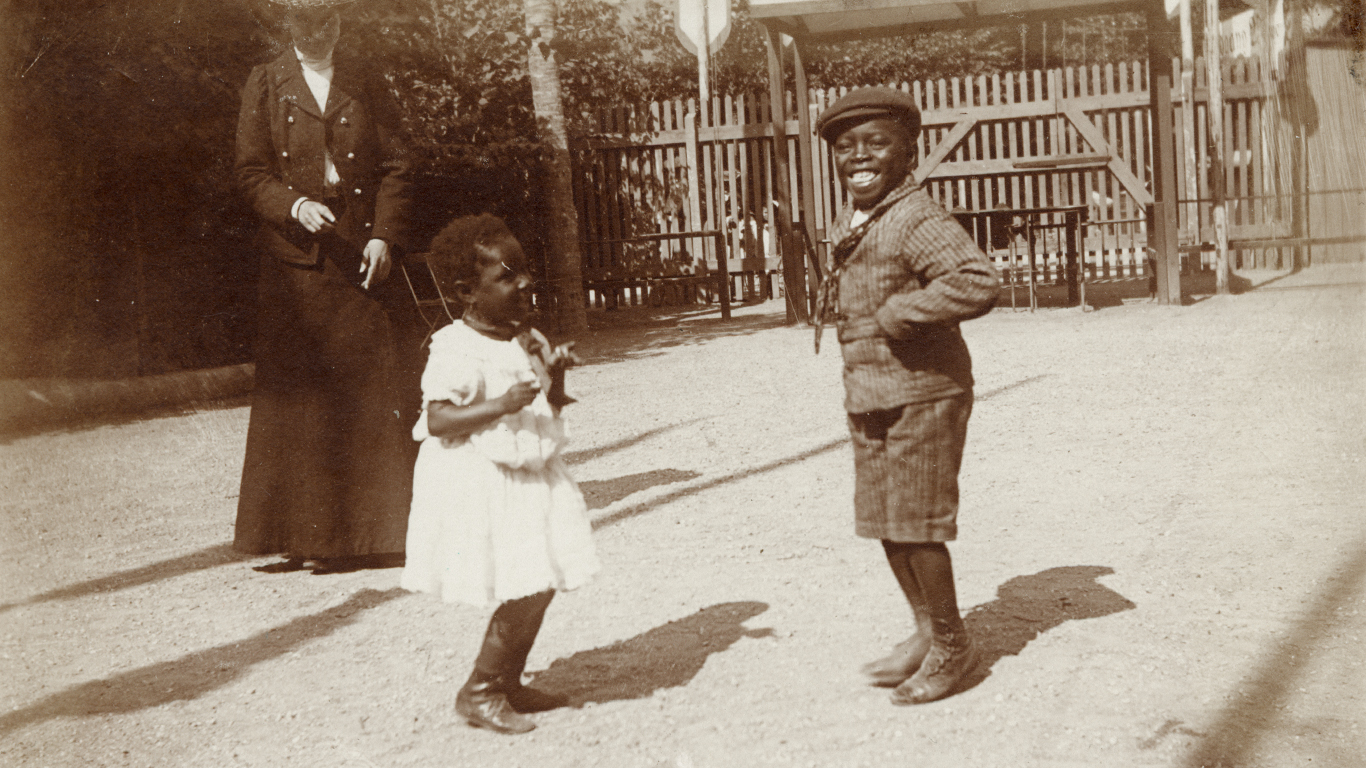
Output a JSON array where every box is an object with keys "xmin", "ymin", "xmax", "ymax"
[{"xmin": 814, "ymin": 86, "xmax": 999, "ymax": 705}]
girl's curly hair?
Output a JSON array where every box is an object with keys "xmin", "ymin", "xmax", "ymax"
[{"xmin": 425, "ymin": 213, "xmax": 519, "ymax": 297}]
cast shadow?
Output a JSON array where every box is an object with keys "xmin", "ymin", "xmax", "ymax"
[
  {"xmin": 0, "ymin": 588, "xmax": 405, "ymax": 737},
  {"xmin": 525, "ymin": 601, "xmax": 772, "ymax": 707},
  {"xmin": 580, "ymin": 469, "xmax": 702, "ymax": 511},
  {"xmin": 1183, "ymin": 270, "xmax": 1258, "ymax": 303},
  {"xmin": 0, "ymin": 543, "xmax": 252, "ymax": 615},
  {"xmin": 0, "ymin": 395, "xmax": 250, "ymax": 445},
  {"xmin": 1183, "ymin": 537, "xmax": 1366, "ymax": 767},
  {"xmin": 590, "ymin": 440, "xmax": 846, "ymax": 531},
  {"xmin": 574, "ymin": 311, "xmax": 792, "ymax": 365},
  {"xmin": 957, "ymin": 565, "xmax": 1136, "ymax": 693},
  {"xmin": 561, "ymin": 419, "xmax": 706, "ymax": 466},
  {"xmin": 588, "ymin": 374, "xmax": 1050, "ymax": 532}
]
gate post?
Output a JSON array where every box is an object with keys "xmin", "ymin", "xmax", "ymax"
[
  {"xmin": 764, "ymin": 27, "xmax": 809, "ymax": 323},
  {"xmin": 1147, "ymin": 0, "xmax": 1182, "ymax": 304}
]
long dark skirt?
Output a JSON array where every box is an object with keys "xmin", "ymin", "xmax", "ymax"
[{"xmin": 234, "ymin": 247, "xmax": 421, "ymax": 559}]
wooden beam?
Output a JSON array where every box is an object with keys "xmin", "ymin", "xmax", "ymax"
[
  {"xmin": 929, "ymin": 158, "xmax": 1106, "ymax": 176},
  {"xmin": 1063, "ymin": 105, "xmax": 1153, "ymax": 206},
  {"xmin": 750, "ymin": 1, "xmax": 1150, "ymax": 43},
  {"xmin": 572, "ymin": 83, "xmax": 1260, "ymax": 151},
  {"xmin": 1011, "ymin": 152, "xmax": 1112, "ymax": 169},
  {"xmin": 1206, "ymin": 0, "xmax": 1229, "ymax": 293},
  {"xmin": 914, "ymin": 117, "xmax": 977, "ymax": 184}
]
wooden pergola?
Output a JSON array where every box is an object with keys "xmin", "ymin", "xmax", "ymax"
[{"xmin": 749, "ymin": 0, "xmax": 1183, "ymax": 308}]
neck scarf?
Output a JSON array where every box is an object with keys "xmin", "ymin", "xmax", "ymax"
[{"xmin": 812, "ymin": 175, "xmax": 919, "ymax": 354}]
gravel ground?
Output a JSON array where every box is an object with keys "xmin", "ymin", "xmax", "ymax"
[{"xmin": 2, "ymin": 265, "xmax": 1364, "ymax": 768}]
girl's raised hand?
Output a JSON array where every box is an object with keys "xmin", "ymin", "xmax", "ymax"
[{"xmin": 500, "ymin": 380, "xmax": 540, "ymax": 413}]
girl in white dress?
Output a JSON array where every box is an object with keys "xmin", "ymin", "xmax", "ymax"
[{"xmin": 401, "ymin": 214, "xmax": 599, "ymax": 735}]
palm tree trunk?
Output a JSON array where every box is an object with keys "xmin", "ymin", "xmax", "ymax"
[{"xmin": 523, "ymin": 0, "xmax": 588, "ymax": 335}]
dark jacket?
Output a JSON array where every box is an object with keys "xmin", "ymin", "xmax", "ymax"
[
  {"xmin": 829, "ymin": 177, "xmax": 999, "ymax": 413},
  {"xmin": 235, "ymin": 49, "xmax": 412, "ymax": 266}
]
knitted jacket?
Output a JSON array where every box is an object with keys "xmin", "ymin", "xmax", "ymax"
[{"xmin": 829, "ymin": 178, "xmax": 999, "ymax": 413}]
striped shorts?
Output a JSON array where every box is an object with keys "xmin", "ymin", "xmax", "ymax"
[{"xmin": 848, "ymin": 393, "xmax": 973, "ymax": 542}]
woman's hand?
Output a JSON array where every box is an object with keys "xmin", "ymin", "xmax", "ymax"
[
  {"xmin": 361, "ymin": 239, "xmax": 391, "ymax": 289},
  {"xmin": 295, "ymin": 200, "xmax": 336, "ymax": 233}
]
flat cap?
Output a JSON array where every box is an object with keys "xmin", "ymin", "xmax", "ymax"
[{"xmin": 816, "ymin": 86, "xmax": 921, "ymax": 144}]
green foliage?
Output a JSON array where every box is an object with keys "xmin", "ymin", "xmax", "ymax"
[
  {"xmin": 1047, "ymin": 14, "xmax": 1151, "ymax": 69},
  {"xmin": 801, "ymin": 28, "xmax": 1018, "ymax": 89},
  {"xmin": 353, "ymin": 0, "xmax": 538, "ymax": 185},
  {"xmin": 2, "ymin": 0, "xmax": 271, "ymax": 377}
]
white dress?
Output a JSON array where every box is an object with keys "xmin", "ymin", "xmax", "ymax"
[{"xmin": 400, "ymin": 321, "xmax": 600, "ymax": 606}]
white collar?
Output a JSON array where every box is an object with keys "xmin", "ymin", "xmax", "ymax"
[{"xmin": 294, "ymin": 47, "xmax": 334, "ymax": 74}]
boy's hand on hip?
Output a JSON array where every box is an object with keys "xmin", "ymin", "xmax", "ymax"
[{"xmin": 361, "ymin": 239, "xmax": 391, "ymax": 289}]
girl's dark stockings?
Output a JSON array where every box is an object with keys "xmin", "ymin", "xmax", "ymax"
[
  {"xmin": 470, "ymin": 590, "xmax": 555, "ymax": 682},
  {"xmin": 495, "ymin": 590, "xmax": 555, "ymax": 682},
  {"xmin": 457, "ymin": 590, "xmax": 559, "ymax": 734}
]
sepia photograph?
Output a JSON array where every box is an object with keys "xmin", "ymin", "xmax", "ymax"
[{"xmin": 2, "ymin": 0, "xmax": 1363, "ymax": 765}]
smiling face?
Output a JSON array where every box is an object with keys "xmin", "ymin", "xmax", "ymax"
[
  {"xmin": 288, "ymin": 11, "xmax": 341, "ymax": 60},
  {"xmin": 461, "ymin": 239, "xmax": 534, "ymax": 331},
  {"xmin": 833, "ymin": 118, "xmax": 916, "ymax": 210}
]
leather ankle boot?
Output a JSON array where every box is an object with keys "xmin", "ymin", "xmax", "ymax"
[
  {"xmin": 890, "ymin": 620, "xmax": 978, "ymax": 706},
  {"xmin": 861, "ymin": 632, "xmax": 932, "ymax": 687},
  {"xmin": 455, "ymin": 669, "xmax": 536, "ymax": 734}
]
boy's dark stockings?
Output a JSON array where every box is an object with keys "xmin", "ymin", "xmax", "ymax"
[
  {"xmin": 878, "ymin": 541, "xmax": 979, "ymax": 705},
  {"xmin": 456, "ymin": 590, "xmax": 563, "ymax": 735},
  {"xmin": 884, "ymin": 541, "xmax": 963, "ymax": 630}
]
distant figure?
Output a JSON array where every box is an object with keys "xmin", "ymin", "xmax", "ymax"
[
  {"xmin": 813, "ymin": 87, "xmax": 999, "ymax": 705},
  {"xmin": 402, "ymin": 215, "xmax": 598, "ymax": 735},
  {"xmin": 233, "ymin": 0, "xmax": 418, "ymax": 573}
]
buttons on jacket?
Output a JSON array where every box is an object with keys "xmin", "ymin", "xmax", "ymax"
[
  {"xmin": 354, "ymin": 188, "xmax": 362, "ymax": 195},
  {"xmin": 281, "ymin": 151, "xmax": 288, "ymax": 158},
  {"xmin": 364, "ymin": 222, "xmax": 372, "ymax": 229},
  {"xmin": 288, "ymin": 116, "xmax": 295, "ymax": 123},
  {"xmin": 339, "ymin": 117, "xmax": 348, "ymax": 125},
  {"xmin": 346, "ymin": 153, "xmax": 355, "ymax": 159}
]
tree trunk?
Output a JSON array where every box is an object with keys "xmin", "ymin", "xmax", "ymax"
[{"xmin": 523, "ymin": 0, "xmax": 588, "ymax": 335}]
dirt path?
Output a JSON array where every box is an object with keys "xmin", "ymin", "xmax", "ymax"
[{"xmin": 3, "ymin": 266, "xmax": 1364, "ymax": 768}]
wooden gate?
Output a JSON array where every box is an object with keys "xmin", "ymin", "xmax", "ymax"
[{"xmin": 570, "ymin": 55, "xmax": 1352, "ymax": 304}]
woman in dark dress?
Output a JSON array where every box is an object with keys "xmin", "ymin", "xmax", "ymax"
[{"xmin": 234, "ymin": 0, "xmax": 419, "ymax": 572}]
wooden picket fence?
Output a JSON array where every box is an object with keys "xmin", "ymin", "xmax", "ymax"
[
  {"xmin": 569, "ymin": 54, "xmax": 1333, "ymax": 306},
  {"xmin": 570, "ymin": 94, "xmax": 791, "ymax": 309},
  {"xmin": 1178, "ymin": 56, "xmax": 1290, "ymax": 268}
]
